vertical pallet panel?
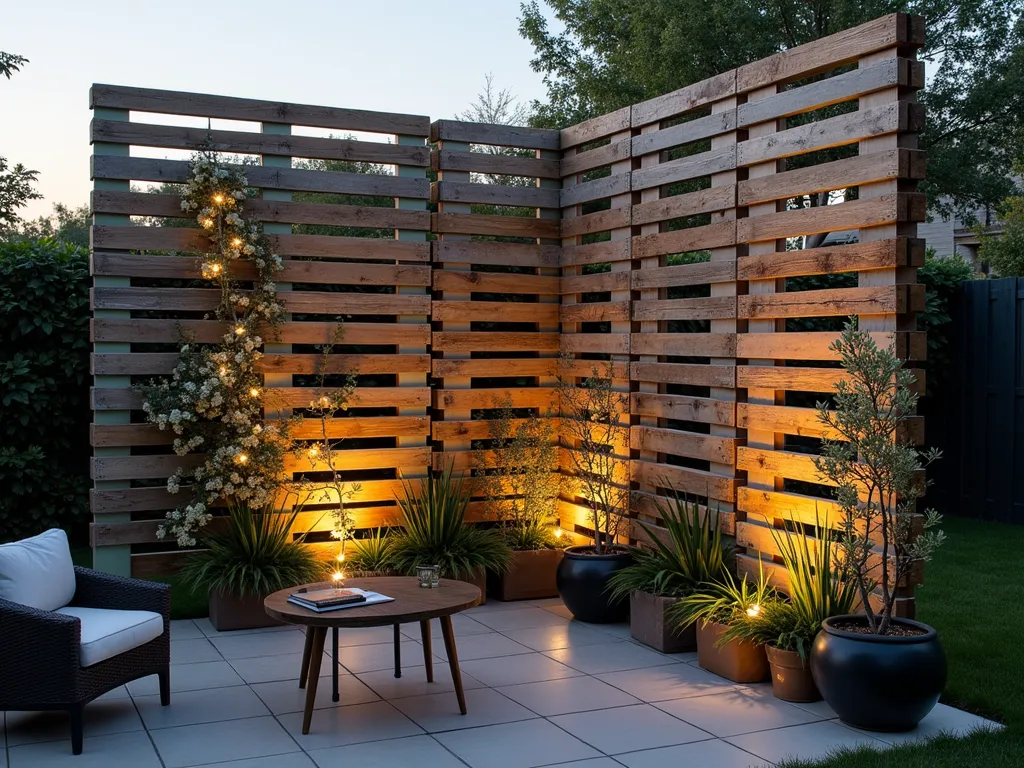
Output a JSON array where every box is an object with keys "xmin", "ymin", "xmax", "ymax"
[
  {"xmin": 558, "ymin": 111, "xmax": 633, "ymax": 540},
  {"xmin": 430, "ymin": 121, "xmax": 562, "ymax": 520},
  {"xmin": 626, "ymin": 75, "xmax": 740, "ymax": 539},
  {"xmin": 87, "ymin": 86, "xmax": 432, "ymax": 573}
]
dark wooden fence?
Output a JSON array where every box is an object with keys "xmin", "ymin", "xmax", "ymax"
[{"xmin": 933, "ymin": 278, "xmax": 1024, "ymax": 524}]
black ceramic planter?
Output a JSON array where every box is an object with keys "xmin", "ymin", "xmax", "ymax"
[
  {"xmin": 555, "ymin": 546, "xmax": 631, "ymax": 623},
  {"xmin": 811, "ymin": 614, "xmax": 946, "ymax": 732}
]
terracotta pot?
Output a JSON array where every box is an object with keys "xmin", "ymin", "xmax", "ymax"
[
  {"xmin": 696, "ymin": 620, "xmax": 769, "ymax": 683},
  {"xmin": 766, "ymin": 644, "xmax": 821, "ymax": 702},
  {"xmin": 630, "ymin": 591, "xmax": 696, "ymax": 653},
  {"xmin": 491, "ymin": 549, "xmax": 564, "ymax": 601},
  {"xmin": 458, "ymin": 567, "xmax": 488, "ymax": 605},
  {"xmin": 208, "ymin": 590, "xmax": 284, "ymax": 632}
]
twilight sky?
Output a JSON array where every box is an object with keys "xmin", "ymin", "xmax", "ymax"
[{"xmin": 1, "ymin": 0, "xmax": 554, "ymax": 218}]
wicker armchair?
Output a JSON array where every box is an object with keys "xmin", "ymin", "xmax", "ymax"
[{"xmin": 0, "ymin": 567, "xmax": 170, "ymax": 755}]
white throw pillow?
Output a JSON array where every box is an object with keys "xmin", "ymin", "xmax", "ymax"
[{"xmin": 0, "ymin": 528, "xmax": 77, "ymax": 611}]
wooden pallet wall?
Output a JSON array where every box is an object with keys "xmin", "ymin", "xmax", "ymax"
[
  {"xmin": 89, "ymin": 14, "xmax": 927, "ymax": 588},
  {"xmin": 88, "ymin": 86, "xmax": 433, "ymax": 576},
  {"xmin": 430, "ymin": 120, "xmax": 562, "ymax": 522}
]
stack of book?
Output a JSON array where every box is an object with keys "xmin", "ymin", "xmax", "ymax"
[{"xmin": 287, "ymin": 587, "xmax": 394, "ymax": 613}]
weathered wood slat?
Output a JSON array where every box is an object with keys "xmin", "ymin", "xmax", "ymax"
[
  {"xmin": 91, "ymin": 155, "xmax": 428, "ymax": 198},
  {"xmin": 432, "ymin": 301, "xmax": 558, "ymax": 323},
  {"xmin": 737, "ymin": 330, "xmax": 926, "ymax": 361},
  {"xmin": 631, "ymin": 425, "xmax": 737, "ymax": 465},
  {"xmin": 431, "ymin": 212, "xmax": 560, "ymax": 240},
  {"xmin": 631, "ymin": 460, "xmax": 737, "ymax": 501},
  {"xmin": 632, "ymin": 220, "xmax": 736, "ymax": 259},
  {"xmin": 559, "ymin": 333, "xmax": 630, "ymax": 355},
  {"xmin": 737, "ymin": 238, "xmax": 923, "ymax": 280},
  {"xmin": 631, "ymin": 146, "xmax": 736, "ymax": 191},
  {"xmin": 738, "ymin": 284, "xmax": 924, "ymax": 319},
  {"xmin": 434, "ymin": 388, "xmax": 557, "ymax": 410},
  {"xmin": 630, "ymin": 333, "xmax": 736, "ymax": 357},
  {"xmin": 737, "ymin": 193, "xmax": 926, "ymax": 243},
  {"xmin": 736, "ymin": 366, "xmax": 850, "ymax": 393},
  {"xmin": 631, "ymin": 362, "xmax": 736, "ymax": 389},
  {"xmin": 631, "ymin": 186, "xmax": 735, "ymax": 228},
  {"xmin": 631, "ymin": 71, "xmax": 737, "ymax": 127},
  {"xmin": 91, "ymin": 190, "xmax": 429, "ymax": 230},
  {"xmin": 633, "ymin": 296, "xmax": 736, "ymax": 322},
  {"xmin": 432, "ymin": 332, "xmax": 560, "ymax": 353},
  {"xmin": 559, "ymin": 301, "xmax": 631, "ymax": 323},
  {"xmin": 737, "ymin": 58, "xmax": 923, "ymax": 127},
  {"xmin": 632, "ymin": 111, "xmax": 737, "ymax": 157},
  {"xmin": 560, "ymin": 240, "xmax": 631, "ymax": 267},
  {"xmin": 736, "ymin": 447, "xmax": 834, "ymax": 486},
  {"xmin": 432, "ymin": 180, "xmax": 560, "ymax": 209},
  {"xmin": 430, "ymin": 120, "xmax": 559, "ymax": 150},
  {"xmin": 630, "ymin": 260, "xmax": 735, "ymax": 290},
  {"xmin": 560, "ymin": 107, "xmax": 631, "ymax": 148},
  {"xmin": 560, "ymin": 207, "xmax": 631, "ymax": 239},
  {"xmin": 738, "ymin": 403, "xmax": 840, "ymax": 439},
  {"xmin": 560, "ymin": 271, "xmax": 630, "ymax": 295},
  {"xmin": 737, "ymin": 148, "xmax": 924, "ymax": 206},
  {"xmin": 431, "ymin": 358, "xmax": 557, "ymax": 378},
  {"xmin": 631, "ymin": 392, "xmax": 736, "ymax": 426},
  {"xmin": 433, "ymin": 149, "xmax": 561, "ymax": 179},
  {"xmin": 90, "ymin": 84, "xmax": 430, "ymax": 135},
  {"xmin": 432, "ymin": 241, "xmax": 560, "ymax": 269},
  {"xmin": 737, "ymin": 102, "xmax": 925, "ymax": 167},
  {"xmin": 560, "ymin": 140, "xmax": 631, "ymax": 178},
  {"xmin": 735, "ymin": 13, "xmax": 924, "ymax": 92},
  {"xmin": 90, "ymin": 118, "xmax": 430, "ymax": 165},
  {"xmin": 433, "ymin": 270, "xmax": 559, "ymax": 294},
  {"xmin": 91, "ymin": 318, "xmax": 430, "ymax": 346},
  {"xmin": 560, "ymin": 172, "xmax": 632, "ymax": 209}
]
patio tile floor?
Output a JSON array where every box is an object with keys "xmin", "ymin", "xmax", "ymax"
[{"xmin": 3, "ymin": 597, "xmax": 1001, "ymax": 767}]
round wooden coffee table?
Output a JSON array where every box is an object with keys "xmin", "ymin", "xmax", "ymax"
[{"xmin": 264, "ymin": 577, "xmax": 481, "ymax": 734}]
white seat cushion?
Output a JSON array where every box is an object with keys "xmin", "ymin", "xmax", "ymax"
[
  {"xmin": 56, "ymin": 606, "xmax": 164, "ymax": 667},
  {"xmin": 0, "ymin": 528, "xmax": 76, "ymax": 611}
]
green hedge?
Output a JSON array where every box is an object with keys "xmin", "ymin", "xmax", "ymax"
[{"xmin": 0, "ymin": 239, "xmax": 90, "ymax": 542}]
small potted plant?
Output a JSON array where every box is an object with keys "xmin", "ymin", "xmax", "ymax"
[
  {"xmin": 669, "ymin": 565, "xmax": 776, "ymax": 683},
  {"xmin": 608, "ymin": 490, "xmax": 733, "ymax": 652},
  {"xmin": 475, "ymin": 397, "xmax": 564, "ymax": 601},
  {"xmin": 180, "ymin": 501, "xmax": 325, "ymax": 631},
  {"xmin": 809, "ymin": 321, "xmax": 946, "ymax": 732},
  {"xmin": 391, "ymin": 462, "xmax": 513, "ymax": 600},
  {"xmin": 719, "ymin": 519, "xmax": 856, "ymax": 701},
  {"xmin": 555, "ymin": 359, "xmax": 632, "ymax": 623}
]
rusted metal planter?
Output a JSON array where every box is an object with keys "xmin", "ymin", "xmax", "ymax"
[
  {"xmin": 491, "ymin": 548, "xmax": 564, "ymax": 601},
  {"xmin": 696, "ymin": 620, "xmax": 770, "ymax": 683},
  {"xmin": 630, "ymin": 590, "xmax": 696, "ymax": 653}
]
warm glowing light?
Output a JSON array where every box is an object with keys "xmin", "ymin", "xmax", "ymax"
[
  {"xmin": 209, "ymin": 263, "xmax": 222, "ymax": 274},
  {"xmin": 319, "ymin": 396, "xmax": 331, "ymax": 408},
  {"xmin": 746, "ymin": 604, "xmax": 761, "ymax": 618},
  {"xmin": 234, "ymin": 325, "xmax": 245, "ymax": 336},
  {"xmin": 336, "ymin": 553, "xmax": 346, "ymax": 563},
  {"xmin": 212, "ymin": 194, "xmax": 224, "ymax": 204},
  {"xmin": 201, "ymin": 218, "xmax": 214, "ymax": 228},
  {"xmin": 307, "ymin": 445, "xmax": 319, "ymax": 459},
  {"xmin": 219, "ymin": 366, "xmax": 228, "ymax": 377},
  {"xmin": 235, "ymin": 453, "xmax": 249, "ymax": 465},
  {"xmin": 249, "ymin": 387, "xmax": 260, "ymax": 398},
  {"xmin": 332, "ymin": 571, "xmax": 344, "ymax": 582},
  {"xmin": 231, "ymin": 237, "xmax": 243, "ymax": 248},
  {"xmin": 554, "ymin": 527, "xmax": 564, "ymax": 540}
]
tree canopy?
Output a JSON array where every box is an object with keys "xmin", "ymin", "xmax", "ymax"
[{"xmin": 519, "ymin": 1, "xmax": 1024, "ymax": 221}]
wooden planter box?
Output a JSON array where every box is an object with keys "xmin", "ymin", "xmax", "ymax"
[
  {"xmin": 491, "ymin": 549, "xmax": 563, "ymax": 601},
  {"xmin": 458, "ymin": 567, "xmax": 488, "ymax": 605},
  {"xmin": 630, "ymin": 591, "xmax": 696, "ymax": 653},
  {"xmin": 696, "ymin": 620, "xmax": 769, "ymax": 683},
  {"xmin": 208, "ymin": 590, "xmax": 284, "ymax": 632}
]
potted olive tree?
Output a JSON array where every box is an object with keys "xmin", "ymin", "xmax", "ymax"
[
  {"xmin": 608, "ymin": 491, "xmax": 733, "ymax": 652},
  {"xmin": 555, "ymin": 359, "xmax": 632, "ymax": 623},
  {"xmin": 719, "ymin": 519, "xmax": 856, "ymax": 702},
  {"xmin": 809, "ymin": 321, "xmax": 946, "ymax": 732},
  {"xmin": 475, "ymin": 397, "xmax": 563, "ymax": 601}
]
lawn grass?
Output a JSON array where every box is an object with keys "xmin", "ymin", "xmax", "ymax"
[
  {"xmin": 781, "ymin": 515, "xmax": 1024, "ymax": 767},
  {"xmin": 71, "ymin": 546, "xmax": 208, "ymax": 620}
]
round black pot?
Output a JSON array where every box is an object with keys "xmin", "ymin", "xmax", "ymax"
[
  {"xmin": 811, "ymin": 614, "xmax": 946, "ymax": 732},
  {"xmin": 555, "ymin": 546, "xmax": 631, "ymax": 623}
]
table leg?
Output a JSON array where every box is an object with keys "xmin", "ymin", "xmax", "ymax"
[
  {"xmin": 302, "ymin": 627, "xmax": 327, "ymax": 735},
  {"xmin": 420, "ymin": 619, "xmax": 433, "ymax": 683},
  {"xmin": 440, "ymin": 615, "xmax": 466, "ymax": 715},
  {"xmin": 332, "ymin": 626, "xmax": 339, "ymax": 703},
  {"xmin": 298, "ymin": 629, "xmax": 313, "ymax": 690},
  {"xmin": 393, "ymin": 623, "xmax": 402, "ymax": 678}
]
